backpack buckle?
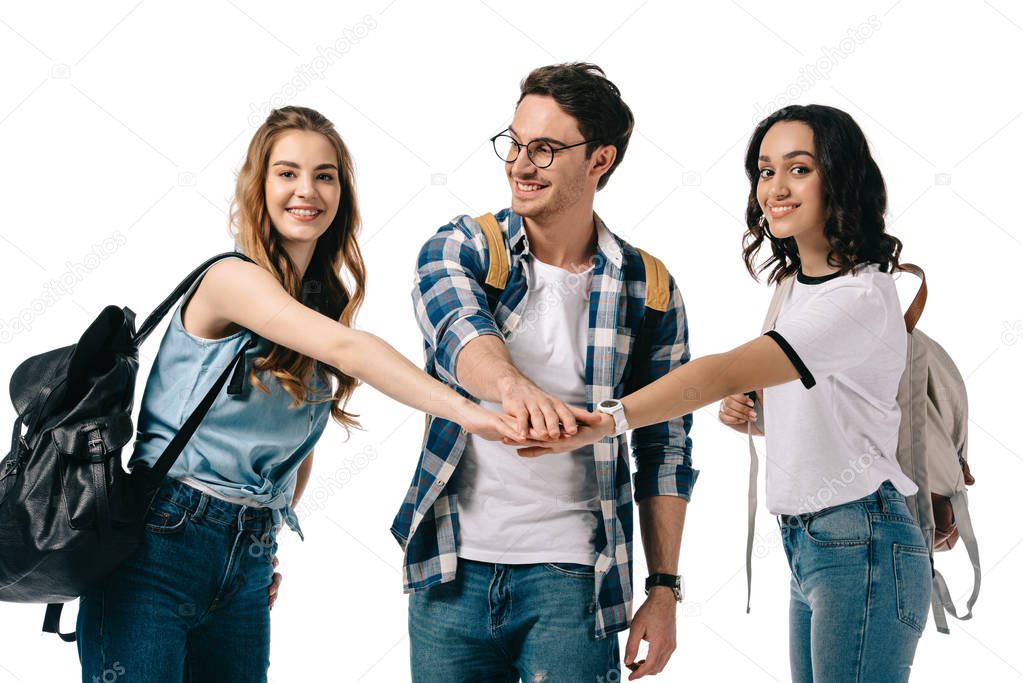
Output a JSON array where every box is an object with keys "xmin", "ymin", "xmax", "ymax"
[
  {"xmin": 1, "ymin": 456, "xmax": 18, "ymax": 478},
  {"xmin": 84, "ymin": 425, "xmax": 107, "ymax": 462}
]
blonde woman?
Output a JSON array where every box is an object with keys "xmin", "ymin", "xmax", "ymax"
[{"xmin": 76, "ymin": 106, "xmax": 519, "ymax": 682}]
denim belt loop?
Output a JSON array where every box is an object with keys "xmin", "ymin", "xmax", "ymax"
[
  {"xmin": 236, "ymin": 505, "xmax": 247, "ymax": 532},
  {"xmin": 190, "ymin": 492, "xmax": 209, "ymax": 522},
  {"xmin": 876, "ymin": 486, "xmax": 889, "ymax": 513}
]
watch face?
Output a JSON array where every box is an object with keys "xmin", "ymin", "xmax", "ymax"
[{"xmin": 599, "ymin": 399, "xmax": 618, "ymax": 409}]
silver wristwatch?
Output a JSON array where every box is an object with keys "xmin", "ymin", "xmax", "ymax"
[{"xmin": 597, "ymin": 398, "xmax": 629, "ymax": 437}]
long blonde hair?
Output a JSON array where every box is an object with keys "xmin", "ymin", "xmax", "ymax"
[{"xmin": 230, "ymin": 106, "xmax": 366, "ymax": 430}]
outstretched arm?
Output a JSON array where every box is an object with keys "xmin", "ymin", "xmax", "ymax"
[
  {"xmin": 199, "ymin": 258, "xmax": 521, "ymax": 443},
  {"xmin": 623, "ymin": 337, "xmax": 797, "ymax": 433},
  {"xmin": 513, "ymin": 336, "xmax": 799, "ymax": 454}
]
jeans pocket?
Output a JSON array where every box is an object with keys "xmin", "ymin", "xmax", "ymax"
[
  {"xmin": 144, "ymin": 495, "xmax": 189, "ymax": 535},
  {"xmin": 894, "ymin": 544, "xmax": 931, "ymax": 634},
  {"xmin": 804, "ymin": 504, "xmax": 870, "ymax": 546},
  {"xmin": 542, "ymin": 562, "xmax": 596, "ymax": 579}
]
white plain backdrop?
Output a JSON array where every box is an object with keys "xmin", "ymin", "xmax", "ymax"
[{"xmin": 0, "ymin": 1, "xmax": 1020, "ymax": 681}]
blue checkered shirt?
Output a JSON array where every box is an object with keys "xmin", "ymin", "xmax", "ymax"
[{"xmin": 390, "ymin": 208, "xmax": 697, "ymax": 639}]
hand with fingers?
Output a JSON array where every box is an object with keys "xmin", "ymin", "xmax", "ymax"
[
  {"xmin": 718, "ymin": 391, "xmax": 762, "ymax": 436},
  {"xmin": 497, "ymin": 375, "xmax": 595, "ymax": 442},
  {"xmin": 505, "ymin": 410, "xmax": 612, "ymax": 456},
  {"xmin": 269, "ymin": 555, "xmax": 281, "ymax": 610},
  {"xmin": 457, "ymin": 401, "xmax": 529, "ymax": 443},
  {"xmin": 624, "ymin": 588, "xmax": 678, "ymax": 679}
]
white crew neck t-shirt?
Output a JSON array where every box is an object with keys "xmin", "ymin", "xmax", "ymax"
[
  {"xmin": 455, "ymin": 256, "xmax": 600, "ymax": 566},
  {"xmin": 762, "ymin": 263, "xmax": 918, "ymax": 516}
]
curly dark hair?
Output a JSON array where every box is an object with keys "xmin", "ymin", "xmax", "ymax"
[
  {"xmin": 742, "ymin": 104, "xmax": 903, "ymax": 284},
  {"xmin": 518, "ymin": 62, "xmax": 634, "ymax": 190}
]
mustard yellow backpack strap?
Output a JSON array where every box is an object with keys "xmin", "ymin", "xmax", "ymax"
[
  {"xmin": 637, "ymin": 248, "xmax": 669, "ymax": 312},
  {"xmin": 476, "ymin": 213, "xmax": 509, "ymax": 290}
]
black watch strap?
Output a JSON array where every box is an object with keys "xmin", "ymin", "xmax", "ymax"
[{"xmin": 645, "ymin": 573, "xmax": 682, "ymax": 601}]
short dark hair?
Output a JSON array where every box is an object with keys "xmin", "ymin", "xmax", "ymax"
[
  {"xmin": 742, "ymin": 104, "xmax": 903, "ymax": 284},
  {"xmin": 518, "ymin": 62, "xmax": 634, "ymax": 190}
]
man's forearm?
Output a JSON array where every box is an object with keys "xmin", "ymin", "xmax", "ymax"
[
  {"xmin": 638, "ymin": 495, "xmax": 687, "ymax": 575},
  {"xmin": 452, "ymin": 333, "xmax": 591, "ymax": 439},
  {"xmin": 454, "ymin": 334, "xmax": 528, "ymax": 402}
]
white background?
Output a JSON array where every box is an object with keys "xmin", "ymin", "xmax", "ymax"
[{"xmin": 0, "ymin": 1, "xmax": 1019, "ymax": 681}]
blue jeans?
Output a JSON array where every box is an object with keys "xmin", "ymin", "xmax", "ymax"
[
  {"xmin": 408, "ymin": 559, "xmax": 620, "ymax": 682},
  {"xmin": 77, "ymin": 478, "xmax": 278, "ymax": 683},
  {"xmin": 780, "ymin": 481, "xmax": 932, "ymax": 683}
]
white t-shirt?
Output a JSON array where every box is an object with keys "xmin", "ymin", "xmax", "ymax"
[
  {"xmin": 456, "ymin": 257, "xmax": 601, "ymax": 565},
  {"xmin": 763, "ymin": 263, "xmax": 918, "ymax": 515}
]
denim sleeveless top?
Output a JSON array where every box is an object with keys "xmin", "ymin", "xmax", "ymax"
[{"xmin": 129, "ymin": 256, "xmax": 331, "ymax": 537}]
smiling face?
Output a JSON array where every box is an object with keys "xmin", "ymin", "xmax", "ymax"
[
  {"xmin": 756, "ymin": 121, "xmax": 828, "ymax": 241},
  {"xmin": 505, "ymin": 94, "xmax": 614, "ymax": 221},
  {"xmin": 264, "ymin": 129, "xmax": 341, "ymax": 249}
]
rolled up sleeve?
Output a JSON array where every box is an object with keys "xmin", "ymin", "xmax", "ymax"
[{"xmin": 412, "ymin": 218, "xmax": 504, "ymax": 386}]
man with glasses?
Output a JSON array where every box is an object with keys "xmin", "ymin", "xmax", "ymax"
[{"xmin": 392, "ymin": 63, "xmax": 695, "ymax": 681}]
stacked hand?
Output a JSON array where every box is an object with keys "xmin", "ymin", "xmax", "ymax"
[
  {"xmin": 497, "ymin": 376, "xmax": 593, "ymax": 440},
  {"xmin": 503, "ymin": 412, "xmax": 613, "ymax": 455},
  {"xmin": 493, "ymin": 377, "xmax": 613, "ymax": 455},
  {"xmin": 458, "ymin": 376, "xmax": 609, "ymax": 450},
  {"xmin": 459, "ymin": 403, "xmax": 525, "ymax": 442}
]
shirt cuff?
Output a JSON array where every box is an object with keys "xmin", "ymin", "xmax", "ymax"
[
  {"xmin": 633, "ymin": 463, "xmax": 698, "ymax": 502},
  {"xmin": 436, "ymin": 313, "xmax": 504, "ymax": 384},
  {"xmin": 764, "ymin": 330, "xmax": 816, "ymax": 389}
]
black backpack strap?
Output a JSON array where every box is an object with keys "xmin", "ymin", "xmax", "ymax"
[
  {"xmin": 133, "ymin": 252, "xmax": 260, "ymax": 484},
  {"xmin": 8, "ymin": 415, "xmax": 26, "ymax": 465},
  {"xmin": 145, "ymin": 335, "xmax": 258, "ymax": 484},
  {"xmin": 39, "ymin": 438, "xmax": 109, "ymax": 642},
  {"xmin": 133, "ymin": 252, "xmax": 255, "ymax": 346},
  {"xmin": 42, "ymin": 603, "xmax": 76, "ymax": 642},
  {"xmin": 227, "ymin": 334, "xmax": 260, "ymax": 396},
  {"xmin": 84, "ymin": 424, "xmax": 112, "ymax": 546}
]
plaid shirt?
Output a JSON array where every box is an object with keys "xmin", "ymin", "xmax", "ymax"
[{"xmin": 390, "ymin": 208, "xmax": 697, "ymax": 640}]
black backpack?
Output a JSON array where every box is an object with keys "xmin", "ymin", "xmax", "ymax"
[{"xmin": 0, "ymin": 252, "xmax": 255, "ymax": 641}]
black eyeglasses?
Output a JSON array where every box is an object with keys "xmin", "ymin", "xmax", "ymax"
[{"xmin": 490, "ymin": 129, "xmax": 599, "ymax": 169}]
